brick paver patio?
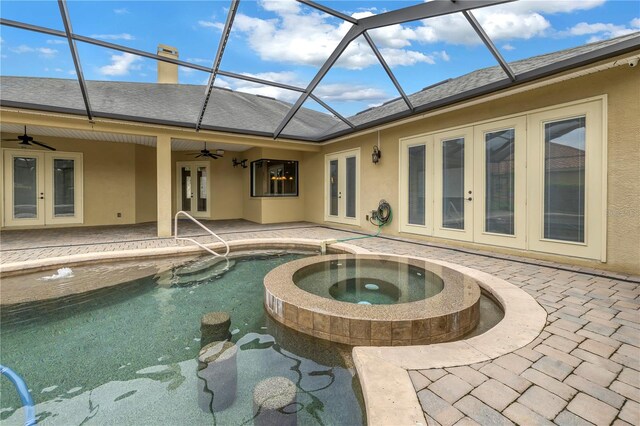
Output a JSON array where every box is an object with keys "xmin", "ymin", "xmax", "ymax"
[{"xmin": 1, "ymin": 220, "xmax": 638, "ymax": 425}]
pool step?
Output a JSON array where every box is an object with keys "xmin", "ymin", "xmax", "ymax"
[{"xmin": 155, "ymin": 258, "xmax": 236, "ymax": 288}]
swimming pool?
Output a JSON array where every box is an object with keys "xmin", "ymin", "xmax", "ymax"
[{"xmin": 0, "ymin": 253, "xmax": 365, "ymax": 425}]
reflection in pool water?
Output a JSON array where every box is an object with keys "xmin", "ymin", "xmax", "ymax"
[{"xmin": 0, "ymin": 254, "xmax": 364, "ymax": 425}]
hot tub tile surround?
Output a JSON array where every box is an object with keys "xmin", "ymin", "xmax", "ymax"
[{"xmin": 263, "ymin": 254, "xmax": 481, "ymax": 346}]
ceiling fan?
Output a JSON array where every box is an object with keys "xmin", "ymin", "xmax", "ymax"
[
  {"xmin": 190, "ymin": 142, "xmax": 223, "ymax": 159},
  {"xmin": 2, "ymin": 126, "xmax": 56, "ymax": 151}
]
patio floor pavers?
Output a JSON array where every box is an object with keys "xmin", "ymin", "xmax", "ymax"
[{"xmin": 1, "ymin": 220, "xmax": 639, "ymax": 425}]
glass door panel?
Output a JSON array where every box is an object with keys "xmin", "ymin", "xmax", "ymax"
[
  {"xmin": 442, "ymin": 138, "xmax": 465, "ymax": 230},
  {"xmin": 13, "ymin": 157, "xmax": 39, "ymax": 219},
  {"xmin": 345, "ymin": 156, "xmax": 356, "ymax": 218},
  {"xmin": 197, "ymin": 166, "xmax": 207, "ymax": 213},
  {"xmin": 180, "ymin": 166, "xmax": 192, "ymax": 212},
  {"xmin": 53, "ymin": 159, "xmax": 75, "ymax": 217},
  {"xmin": 329, "ymin": 159, "xmax": 338, "ymax": 217},
  {"xmin": 485, "ymin": 129, "xmax": 515, "ymax": 235}
]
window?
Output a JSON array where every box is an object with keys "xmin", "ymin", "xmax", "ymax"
[{"xmin": 251, "ymin": 159, "xmax": 298, "ymax": 197}]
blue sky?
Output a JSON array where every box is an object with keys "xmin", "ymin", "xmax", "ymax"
[{"xmin": 1, "ymin": 0, "xmax": 639, "ymax": 117}]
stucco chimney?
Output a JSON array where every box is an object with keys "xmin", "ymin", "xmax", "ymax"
[{"xmin": 157, "ymin": 44, "xmax": 178, "ymax": 84}]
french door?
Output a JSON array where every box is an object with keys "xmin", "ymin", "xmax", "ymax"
[
  {"xmin": 3, "ymin": 149, "xmax": 83, "ymax": 227},
  {"xmin": 176, "ymin": 161, "xmax": 210, "ymax": 217},
  {"xmin": 325, "ymin": 148, "xmax": 360, "ymax": 225},
  {"xmin": 400, "ymin": 117, "xmax": 526, "ymax": 248}
]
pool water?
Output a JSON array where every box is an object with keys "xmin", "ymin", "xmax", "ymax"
[
  {"xmin": 0, "ymin": 253, "xmax": 365, "ymax": 425},
  {"xmin": 294, "ymin": 258, "xmax": 444, "ymax": 305}
]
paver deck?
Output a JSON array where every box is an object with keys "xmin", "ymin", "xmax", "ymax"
[{"xmin": 1, "ymin": 220, "xmax": 638, "ymax": 425}]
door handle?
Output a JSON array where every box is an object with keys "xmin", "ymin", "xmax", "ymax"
[
  {"xmin": 466, "ymin": 197, "xmax": 472, "ymax": 201},
  {"xmin": 39, "ymin": 192, "xmax": 44, "ymax": 200},
  {"xmin": 338, "ymin": 192, "xmax": 342, "ymax": 199}
]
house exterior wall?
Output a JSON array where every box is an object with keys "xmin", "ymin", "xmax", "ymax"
[
  {"xmin": 0, "ymin": 136, "xmax": 139, "ymax": 227},
  {"xmin": 135, "ymin": 144, "xmax": 158, "ymax": 223},
  {"xmin": 304, "ymin": 64, "xmax": 640, "ymax": 274}
]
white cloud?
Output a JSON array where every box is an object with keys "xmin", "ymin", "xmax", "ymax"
[
  {"xmin": 186, "ymin": 57, "xmax": 212, "ymax": 65},
  {"xmin": 98, "ymin": 52, "xmax": 141, "ymax": 76},
  {"xmin": 502, "ymin": 43, "xmax": 515, "ymax": 51},
  {"xmin": 10, "ymin": 45, "xmax": 58, "ymax": 58},
  {"xmin": 90, "ymin": 33, "xmax": 135, "ymax": 41},
  {"xmin": 232, "ymin": 5, "xmax": 435, "ymax": 70},
  {"xmin": 215, "ymin": 71, "xmax": 303, "ymax": 103},
  {"xmin": 315, "ymin": 84, "xmax": 388, "ymax": 102},
  {"xmin": 114, "ymin": 8, "xmax": 129, "ymax": 15},
  {"xmin": 46, "ymin": 39, "xmax": 67, "ymax": 45},
  {"xmin": 570, "ymin": 22, "xmax": 638, "ymax": 42},
  {"xmin": 198, "ymin": 20, "xmax": 225, "ymax": 31},
  {"xmin": 433, "ymin": 50, "xmax": 450, "ymax": 62},
  {"xmin": 632, "ymin": 18, "xmax": 640, "ymax": 28},
  {"xmin": 213, "ymin": 70, "xmax": 389, "ymax": 105}
]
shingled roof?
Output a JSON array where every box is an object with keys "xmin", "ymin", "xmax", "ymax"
[{"xmin": 1, "ymin": 33, "xmax": 638, "ymax": 142}]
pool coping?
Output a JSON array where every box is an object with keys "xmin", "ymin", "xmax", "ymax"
[{"xmin": 0, "ymin": 238, "xmax": 547, "ymax": 426}]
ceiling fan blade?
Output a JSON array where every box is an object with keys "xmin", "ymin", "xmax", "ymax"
[
  {"xmin": 30, "ymin": 140, "xmax": 57, "ymax": 151},
  {"xmin": 1, "ymin": 138, "xmax": 21, "ymax": 142}
]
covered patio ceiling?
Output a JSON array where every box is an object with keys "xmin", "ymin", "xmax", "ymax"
[
  {"xmin": 0, "ymin": 122, "xmax": 252, "ymax": 152},
  {"xmin": 1, "ymin": 0, "xmax": 639, "ymax": 142}
]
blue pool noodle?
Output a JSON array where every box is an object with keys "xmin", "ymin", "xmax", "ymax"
[{"xmin": 1, "ymin": 364, "xmax": 37, "ymax": 425}]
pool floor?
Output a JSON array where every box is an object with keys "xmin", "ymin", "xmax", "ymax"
[{"xmin": 0, "ymin": 253, "xmax": 365, "ymax": 425}]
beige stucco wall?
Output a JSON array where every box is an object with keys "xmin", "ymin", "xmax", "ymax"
[
  {"xmin": 304, "ymin": 64, "xmax": 640, "ymax": 274},
  {"xmin": 135, "ymin": 144, "xmax": 157, "ymax": 223}
]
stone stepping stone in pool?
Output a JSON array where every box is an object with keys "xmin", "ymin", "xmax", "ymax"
[
  {"xmin": 201, "ymin": 312, "xmax": 231, "ymax": 347},
  {"xmin": 155, "ymin": 258, "xmax": 236, "ymax": 287},
  {"xmin": 253, "ymin": 376, "xmax": 298, "ymax": 426},
  {"xmin": 197, "ymin": 340, "xmax": 238, "ymax": 412},
  {"xmin": 177, "ymin": 257, "xmax": 235, "ymax": 277}
]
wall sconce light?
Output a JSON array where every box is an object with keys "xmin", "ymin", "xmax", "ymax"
[
  {"xmin": 372, "ymin": 145, "xmax": 382, "ymax": 164},
  {"xmin": 232, "ymin": 158, "xmax": 248, "ymax": 168}
]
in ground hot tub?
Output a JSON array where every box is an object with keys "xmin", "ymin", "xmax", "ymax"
[{"xmin": 264, "ymin": 254, "xmax": 481, "ymax": 346}]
